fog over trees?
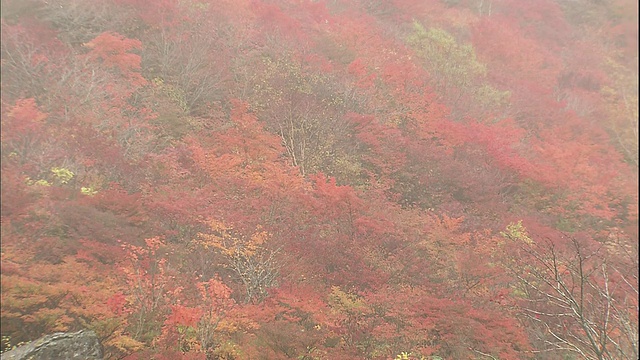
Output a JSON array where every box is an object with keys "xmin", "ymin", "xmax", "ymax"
[{"xmin": 1, "ymin": 0, "xmax": 637, "ymax": 359}]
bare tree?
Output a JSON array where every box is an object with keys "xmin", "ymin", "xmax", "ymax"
[
  {"xmin": 501, "ymin": 222, "xmax": 639, "ymax": 360},
  {"xmin": 195, "ymin": 222, "xmax": 281, "ymax": 304},
  {"xmin": 38, "ymin": 0, "xmax": 140, "ymax": 47},
  {"xmin": 227, "ymin": 245, "xmax": 282, "ymax": 304},
  {"xmin": 142, "ymin": 24, "xmax": 230, "ymax": 116}
]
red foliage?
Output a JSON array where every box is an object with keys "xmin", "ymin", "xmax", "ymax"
[
  {"xmin": 2, "ymin": 98, "xmax": 47, "ymax": 137},
  {"xmin": 348, "ymin": 58, "xmax": 377, "ymax": 88},
  {"xmin": 309, "ymin": 173, "xmax": 362, "ymax": 217},
  {"xmin": 107, "ymin": 293, "xmax": 128, "ymax": 316},
  {"xmin": 165, "ymin": 305, "xmax": 202, "ymax": 328},
  {"xmin": 348, "ymin": 112, "xmax": 407, "ymax": 174},
  {"xmin": 253, "ymin": 0, "xmax": 316, "ymax": 44},
  {"xmin": 84, "ymin": 32, "xmax": 146, "ymax": 86},
  {"xmin": 1, "ymin": 0, "xmax": 636, "ymax": 359}
]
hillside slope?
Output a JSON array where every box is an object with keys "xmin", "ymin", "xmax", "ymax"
[{"xmin": 1, "ymin": 0, "xmax": 638, "ymax": 359}]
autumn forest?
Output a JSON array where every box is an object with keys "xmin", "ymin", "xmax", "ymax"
[{"xmin": 1, "ymin": 0, "xmax": 638, "ymax": 359}]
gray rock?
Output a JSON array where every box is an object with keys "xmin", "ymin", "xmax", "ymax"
[{"xmin": 1, "ymin": 330, "xmax": 103, "ymax": 360}]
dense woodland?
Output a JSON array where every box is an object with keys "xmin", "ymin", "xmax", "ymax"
[{"xmin": 1, "ymin": 0, "xmax": 638, "ymax": 359}]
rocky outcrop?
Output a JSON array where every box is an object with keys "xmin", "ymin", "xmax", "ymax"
[{"xmin": 0, "ymin": 330, "xmax": 103, "ymax": 360}]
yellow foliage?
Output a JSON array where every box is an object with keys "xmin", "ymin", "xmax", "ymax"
[
  {"xmin": 407, "ymin": 22, "xmax": 485, "ymax": 87},
  {"xmin": 195, "ymin": 220, "xmax": 271, "ymax": 259},
  {"xmin": 406, "ymin": 22, "xmax": 510, "ymax": 115},
  {"xmin": 81, "ymin": 186, "xmax": 98, "ymax": 196},
  {"xmin": 25, "ymin": 167, "xmax": 80, "ymax": 188},
  {"xmin": 328, "ymin": 286, "xmax": 367, "ymax": 314},
  {"xmin": 501, "ymin": 220, "xmax": 533, "ymax": 245},
  {"xmin": 26, "ymin": 177, "xmax": 51, "ymax": 186},
  {"xmin": 152, "ymin": 77, "xmax": 164, "ymax": 86},
  {"xmin": 152, "ymin": 76, "xmax": 189, "ymax": 113},
  {"xmin": 105, "ymin": 334, "xmax": 145, "ymax": 353},
  {"xmin": 212, "ymin": 340, "xmax": 242, "ymax": 360},
  {"xmin": 51, "ymin": 167, "xmax": 74, "ymax": 184}
]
